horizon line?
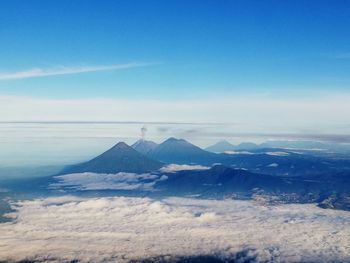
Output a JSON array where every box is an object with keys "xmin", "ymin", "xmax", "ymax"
[{"xmin": 0, "ymin": 121, "xmax": 234, "ymax": 126}]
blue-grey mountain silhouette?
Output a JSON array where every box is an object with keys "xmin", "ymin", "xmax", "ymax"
[
  {"xmin": 147, "ymin": 137, "xmax": 219, "ymax": 165},
  {"xmin": 61, "ymin": 142, "xmax": 163, "ymax": 174},
  {"xmin": 132, "ymin": 139, "xmax": 158, "ymax": 155},
  {"xmin": 206, "ymin": 141, "xmax": 259, "ymax": 153},
  {"xmin": 205, "ymin": 140, "xmax": 236, "ymax": 153}
]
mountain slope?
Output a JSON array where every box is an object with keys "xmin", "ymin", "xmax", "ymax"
[
  {"xmin": 235, "ymin": 142, "xmax": 259, "ymax": 150},
  {"xmin": 156, "ymin": 165, "xmax": 296, "ymax": 196},
  {"xmin": 132, "ymin": 139, "xmax": 158, "ymax": 155},
  {"xmin": 205, "ymin": 140, "xmax": 235, "ymax": 153},
  {"xmin": 61, "ymin": 142, "xmax": 163, "ymax": 174},
  {"xmin": 147, "ymin": 138, "xmax": 219, "ymax": 165},
  {"xmin": 155, "ymin": 165, "xmax": 350, "ymax": 210}
]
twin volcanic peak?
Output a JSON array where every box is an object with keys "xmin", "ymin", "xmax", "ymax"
[
  {"xmin": 60, "ymin": 138, "xmax": 347, "ymax": 177},
  {"xmin": 60, "ymin": 137, "xmax": 219, "ymax": 175},
  {"xmin": 56, "ymin": 138, "xmax": 350, "ymax": 208}
]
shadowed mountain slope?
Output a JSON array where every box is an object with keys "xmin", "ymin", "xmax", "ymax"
[
  {"xmin": 147, "ymin": 138, "xmax": 219, "ymax": 165},
  {"xmin": 132, "ymin": 139, "xmax": 158, "ymax": 155},
  {"xmin": 61, "ymin": 142, "xmax": 164, "ymax": 174}
]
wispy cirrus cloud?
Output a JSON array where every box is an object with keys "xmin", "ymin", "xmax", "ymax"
[{"xmin": 0, "ymin": 62, "xmax": 153, "ymax": 80}]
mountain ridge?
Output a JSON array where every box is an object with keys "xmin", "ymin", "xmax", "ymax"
[
  {"xmin": 147, "ymin": 137, "xmax": 219, "ymax": 165},
  {"xmin": 132, "ymin": 139, "xmax": 158, "ymax": 155}
]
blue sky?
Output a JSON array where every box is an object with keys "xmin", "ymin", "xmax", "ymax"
[
  {"xmin": 0, "ymin": 0, "xmax": 350, "ymax": 158},
  {"xmin": 0, "ymin": 0, "xmax": 349, "ymax": 99}
]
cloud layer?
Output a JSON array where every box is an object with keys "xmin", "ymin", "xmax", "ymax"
[
  {"xmin": 159, "ymin": 164, "xmax": 210, "ymax": 173},
  {"xmin": 0, "ymin": 196, "xmax": 349, "ymax": 262},
  {"xmin": 0, "ymin": 62, "xmax": 150, "ymax": 80},
  {"xmin": 51, "ymin": 172, "xmax": 167, "ymax": 191},
  {"xmin": 0, "ymin": 94, "xmax": 349, "ymax": 141}
]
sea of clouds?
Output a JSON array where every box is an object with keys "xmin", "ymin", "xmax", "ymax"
[{"xmin": 0, "ymin": 196, "xmax": 349, "ymax": 262}]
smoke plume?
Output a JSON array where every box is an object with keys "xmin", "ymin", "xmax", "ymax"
[{"xmin": 141, "ymin": 125, "xmax": 147, "ymax": 140}]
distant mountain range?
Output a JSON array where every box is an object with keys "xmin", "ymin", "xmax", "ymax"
[
  {"xmin": 205, "ymin": 140, "xmax": 258, "ymax": 152},
  {"xmin": 205, "ymin": 139, "xmax": 350, "ymax": 153},
  {"xmin": 55, "ymin": 137, "xmax": 350, "ymax": 210},
  {"xmin": 60, "ymin": 138, "xmax": 350, "ymax": 177}
]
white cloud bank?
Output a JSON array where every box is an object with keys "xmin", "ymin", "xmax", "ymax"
[
  {"xmin": 266, "ymin": 151, "xmax": 290, "ymax": 156},
  {"xmin": 51, "ymin": 172, "xmax": 167, "ymax": 191},
  {"xmin": 0, "ymin": 62, "xmax": 151, "ymax": 80},
  {"xmin": 0, "ymin": 196, "xmax": 349, "ymax": 262},
  {"xmin": 160, "ymin": 164, "xmax": 210, "ymax": 173}
]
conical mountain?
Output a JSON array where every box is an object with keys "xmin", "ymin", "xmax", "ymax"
[
  {"xmin": 206, "ymin": 140, "xmax": 260, "ymax": 152},
  {"xmin": 205, "ymin": 140, "xmax": 235, "ymax": 153},
  {"xmin": 132, "ymin": 139, "xmax": 158, "ymax": 155},
  {"xmin": 235, "ymin": 142, "xmax": 259, "ymax": 150},
  {"xmin": 61, "ymin": 142, "xmax": 163, "ymax": 174},
  {"xmin": 147, "ymin": 137, "xmax": 219, "ymax": 165}
]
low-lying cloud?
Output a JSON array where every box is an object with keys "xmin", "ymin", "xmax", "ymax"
[
  {"xmin": 0, "ymin": 196, "xmax": 349, "ymax": 262},
  {"xmin": 159, "ymin": 164, "xmax": 210, "ymax": 173},
  {"xmin": 51, "ymin": 172, "xmax": 168, "ymax": 191}
]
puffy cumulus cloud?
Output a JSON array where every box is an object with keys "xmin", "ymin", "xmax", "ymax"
[
  {"xmin": 50, "ymin": 172, "xmax": 167, "ymax": 191},
  {"xmin": 0, "ymin": 196, "xmax": 350, "ymax": 262},
  {"xmin": 160, "ymin": 164, "xmax": 210, "ymax": 173}
]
